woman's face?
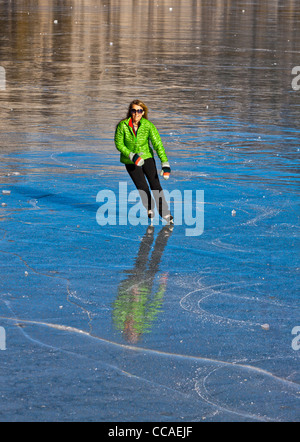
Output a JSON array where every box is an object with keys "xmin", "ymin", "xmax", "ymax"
[{"xmin": 131, "ymin": 105, "xmax": 144, "ymax": 124}]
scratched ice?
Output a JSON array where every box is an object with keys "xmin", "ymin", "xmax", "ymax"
[{"xmin": 0, "ymin": 0, "xmax": 299, "ymax": 422}]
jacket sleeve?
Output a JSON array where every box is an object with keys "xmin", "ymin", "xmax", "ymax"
[
  {"xmin": 149, "ymin": 122, "xmax": 169, "ymax": 163},
  {"xmin": 114, "ymin": 121, "xmax": 131, "ymax": 159}
]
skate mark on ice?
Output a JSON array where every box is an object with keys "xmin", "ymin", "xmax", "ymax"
[
  {"xmin": 241, "ymin": 205, "xmax": 282, "ymax": 227},
  {"xmin": 179, "ymin": 273, "xmax": 297, "ymax": 328},
  {"xmin": 0, "ymin": 248, "xmax": 93, "ymax": 332},
  {"xmin": 211, "ymin": 238, "xmax": 252, "ymax": 253},
  {"xmin": 1, "ymin": 314, "xmax": 299, "ymax": 421},
  {"xmin": 0, "ymin": 315, "xmax": 298, "ymax": 388},
  {"xmin": 2, "ymin": 301, "xmax": 190, "ymax": 400},
  {"xmin": 193, "ymin": 362, "xmax": 300, "ymax": 422},
  {"xmin": 179, "ymin": 280, "xmax": 265, "ymax": 327}
]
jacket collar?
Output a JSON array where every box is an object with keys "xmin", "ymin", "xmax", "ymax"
[
  {"xmin": 125, "ymin": 117, "xmax": 145, "ymax": 136},
  {"xmin": 125, "ymin": 117, "xmax": 145, "ymax": 127}
]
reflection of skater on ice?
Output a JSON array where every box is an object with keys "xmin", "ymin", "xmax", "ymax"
[{"xmin": 112, "ymin": 226, "xmax": 173, "ymax": 343}]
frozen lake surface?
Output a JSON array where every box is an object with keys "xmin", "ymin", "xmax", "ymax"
[{"xmin": 0, "ymin": 0, "xmax": 299, "ymax": 422}]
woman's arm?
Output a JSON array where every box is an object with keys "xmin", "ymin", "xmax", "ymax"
[
  {"xmin": 149, "ymin": 122, "xmax": 169, "ymax": 164},
  {"xmin": 114, "ymin": 121, "xmax": 131, "ymax": 159}
]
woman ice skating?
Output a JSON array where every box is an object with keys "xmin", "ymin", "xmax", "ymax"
[{"xmin": 114, "ymin": 100, "xmax": 173, "ymax": 224}]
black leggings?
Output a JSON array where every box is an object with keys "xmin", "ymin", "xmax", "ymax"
[{"xmin": 126, "ymin": 158, "xmax": 170, "ymax": 218}]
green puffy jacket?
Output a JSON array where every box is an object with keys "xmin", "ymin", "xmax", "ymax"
[{"xmin": 114, "ymin": 117, "xmax": 169, "ymax": 165}]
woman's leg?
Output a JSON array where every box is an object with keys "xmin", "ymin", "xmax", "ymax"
[
  {"xmin": 125, "ymin": 163, "xmax": 155, "ymax": 212},
  {"xmin": 142, "ymin": 158, "xmax": 170, "ymax": 218}
]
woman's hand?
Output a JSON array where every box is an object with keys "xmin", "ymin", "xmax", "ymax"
[
  {"xmin": 160, "ymin": 162, "xmax": 171, "ymax": 180},
  {"xmin": 129, "ymin": 153, "xmax": 145, "ymax": 167}
]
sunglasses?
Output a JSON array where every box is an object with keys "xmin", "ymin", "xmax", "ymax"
[{"xmin": 131, "ymin": 109, "xmax": 144, "ymax": 114}]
